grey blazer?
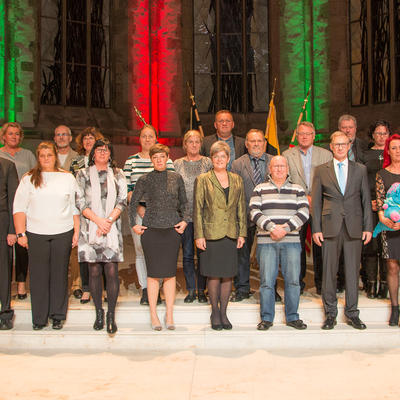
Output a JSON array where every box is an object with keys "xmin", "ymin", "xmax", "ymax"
[
  {"xmin": 231, "ymin": 153, "xmax": 273, "ymax": 222},
  {"xmin": 311, "ymin": 160, "xmax": 373, "ymax": 239},
  {"xmin": 59, "ymin": 148, "xmax": 78, "ymax": 171},
  {"xmin": 282, "ymin": 145, "xmax": 333, "ymax": 195},
  {"xmin": 200, "ymin": 134, "xmax": 246, "ymax": 160}
]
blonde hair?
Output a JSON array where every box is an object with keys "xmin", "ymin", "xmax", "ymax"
[
  {"xmin": 296, "ymin": 121, "xmax": 315, "ymax": 134},
  {"xmin": 29, "ymin": 142, "xmax": 60, "ymax": 188},
  {"xmin": 0, "ymin": 122, "xmax": 24, "ymax": 145},
  {"xmin": 210, "ymin": 141, "xmax": 230, "ymax": 158},
  {"xmin": 183, "ymin": 130, "xmax": 203, "ymax": 152},
  {"xmin": 330, "ymin": 131, "xmax": 349, "ymax": 143}
]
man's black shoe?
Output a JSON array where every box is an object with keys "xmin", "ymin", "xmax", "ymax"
[
  {"xmin": 347, "ymin": 316, "xmax": 367, "ymax": 330},
  {"xmin": 257, "ymin": 320, "xmax": 273, "ymax": 330},
  {"xmin": 286, "ymin": 319, "xmax": 307, "ymax": 330},
  {"xmin": 322, "ymin": 317, "xmax": 337, "ymax": 330},
  {"xmin": 184, "ymin": 290, "xmax": 196, "ymax": 303},
  {"xmin": 198, "ymin": 291, "xmax": 208, "ymax": 303},
  {"xmin": 33, "ymin": 324, "xmax": 46, "ymax": 330},
  {"xmin": 230, "ymin": 291, "xmax": 250, "ymax": 302},
  {"xmin": 52, "ymin": 319, "xmax": 63, "ymax": 330},
  {"xmin": 0, "ymin": 319, "xmax": 13, "ymax": 330}
]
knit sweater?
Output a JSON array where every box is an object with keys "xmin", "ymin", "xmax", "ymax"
[{"xmin": 249, "ymin": 176, "xmax": 309, "ymax": 244}]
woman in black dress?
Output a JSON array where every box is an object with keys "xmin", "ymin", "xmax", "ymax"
[
  {"xmin": 376, "ymin": 134, "xmax": 400, "ymax": 326},
  {"xmin": 360, "ymin": 120, "xmax": 391, "ymax": 298},
  {"xmin": 130, "ymin": 144, "xmax": 188, "ymax": 331},
  {"xmin": 193, "ymin": 141, "xmax": 246, "ymax": 330}
]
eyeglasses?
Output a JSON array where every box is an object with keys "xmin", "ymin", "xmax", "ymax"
[
  {"xmin": 297, "ymin": 132, "xmax": 314, "ymax": 137},
  {"xmin": 332, "ymin": 142, "xmax": 349, "ymax": 148},
  {"xmin": 55, "ymin": 133, "xmax": 70, "ymax": 137},
  {"xmin": 83, "ymin": 136, "xmax": 95, "ymax": 141},
  {"xmin": 95, "ymin": 148, "xmax": 110, "ymax": 154},
  {"xmin": 374, "ymin": 131, "xmax": 389, "ymax": 136}
]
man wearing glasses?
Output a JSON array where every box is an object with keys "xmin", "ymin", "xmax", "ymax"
[
  {"xmin": 311, "ymin": 131, "xmax": 373, "ymax": 330},
  {"xmin": 338, "ymin": 114, "xmax": 368, "ymax": 162},
  {"xmin": 283, "ymin": 122, "xmax": 332, "ymax": 295},
  {"xmin": 54, "ymin": 125, "xmax": 77, "ymax": 171},
  {"xmin": 201, "ymin": 110, "xmax": 246, "ymax": 170}
]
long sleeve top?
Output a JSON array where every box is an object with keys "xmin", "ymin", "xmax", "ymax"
[{"xmin": 129, "ymin": 169, "xmax": 188, "ymax": 228}]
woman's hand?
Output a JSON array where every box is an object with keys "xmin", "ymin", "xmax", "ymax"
[
  {"xmin": 17, "ymin": 236, "xmax": 28, "ymax": 249},
  {"xmin": 392, "ymin": 222, "xmax": 400, "ymax": 231},
  {"xmin": 7, "ymin": 234, "xmax": 17, "ymax": 246},
  {"xmin": 174, "ymin": 221, "xmax": 187, "ymax": 234},
  {"xmin": 380, "ymin": 215, "xmax": 395, "ymax": 229},
  {"xmin": 95, "ymin": 217, "xmax": 112, "ymax": 235},
  {"xmin": 236, "ymin": 236, "xmax": 245, "ymax": 249},
  {"xmin": 72, "ymin": 231, "xmax": 79, "ymax": 248},
  {"xmin": 195, "ymin": 238, "xmax": 206, "ymax": 250},
  {"xmin": 132, "ymin": 224, "xmax": 147, "ymax": 235}
]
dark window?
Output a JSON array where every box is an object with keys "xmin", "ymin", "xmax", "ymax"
[
  {"xmin": 193, "ymin": 0, "xmax": 269, "ymax": 113},
  {"xmin": 40, "ymin": 0, "xmax": 110, "ymax": 108}
]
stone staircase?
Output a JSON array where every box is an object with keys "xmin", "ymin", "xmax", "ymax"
[{"xmin": 2, "ymin": 292, "xmax": 399, "ymax": 351}]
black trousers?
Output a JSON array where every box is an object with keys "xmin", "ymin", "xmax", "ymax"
[
  {"xmin": 27, "ymin": 230, "xmax": 73, "ymax": 325},
  {"xmin": 299, "ymin": 218, "xmax": 323, "ymax": 291},
  {"xmin": 14, "ymin": 242, "xmax": 29, "ymax": 282},
  {"xmin": 322, "ymin": 223, "xmax": 362, "ymax": 319},
  {"xmin": 0, "ymin": 211, "xmax": 13, "ymax": 321},
  {"xmin": 234, "ymin": 225, "xmax": 256, "ymax": 294}
]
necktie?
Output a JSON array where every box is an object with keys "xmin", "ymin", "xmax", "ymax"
[
  {"xmin": 338, "ymin": 162, "xmax": 346, "ymax": 194},
  {"xmin": 348, "ymin": 146, "xmax": 355, "ymax": 161},
  {"xmin": 253, "ymin": 158, "xmax": 262, "ymax": 185}
]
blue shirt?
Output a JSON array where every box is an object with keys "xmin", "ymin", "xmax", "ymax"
[
  {"xmin": 299, "ymin": 146, "xmax": 313, "ymax": 188},
  {"xmin": 218, "ymin": 135, "xmax": 235, "ymax": 170}
]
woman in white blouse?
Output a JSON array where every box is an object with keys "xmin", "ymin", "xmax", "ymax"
[{"xmin": 13, "ymin": 142, "xmax": 79, "ymax": 330}]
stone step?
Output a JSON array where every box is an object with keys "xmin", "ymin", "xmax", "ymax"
[{"xmin": 1, "ymin": 323, "xmax": 399, "ymax": 351}]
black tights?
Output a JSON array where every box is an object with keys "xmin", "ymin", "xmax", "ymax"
[
  {"xmin": 89, "ymin": 262, "xmax": 119, "ymax": 313},
  {"xmin": 387, "ymin": 259, "xmax": 399, "ymax": 306},
  {"xmin": 207, "ymin": 277, "xmax": 232, "ymax": 325}
]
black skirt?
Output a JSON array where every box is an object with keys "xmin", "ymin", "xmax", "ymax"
[
  {"xmin": 199, "ymin": 236, "xmax": 238, "ymax": 278},
  {"xmin": 141, "ymin": 227, "xmax": 181, "ymax": 278}
]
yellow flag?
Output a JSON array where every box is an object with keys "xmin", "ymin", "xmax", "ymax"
[{"xmin": 265, "ymin": 98, "xmax": 280, "ymax": 155}]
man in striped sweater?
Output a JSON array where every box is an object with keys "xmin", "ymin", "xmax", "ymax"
[{"xmin": 249, "ymin": 156, "xmax": 309, "ymax": 330}]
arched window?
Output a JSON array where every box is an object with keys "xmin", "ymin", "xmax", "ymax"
[{"xmin": 40, "ymin": 0, "xmax": 110, "ymax": 108}]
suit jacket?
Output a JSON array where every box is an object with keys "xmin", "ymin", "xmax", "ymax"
[
  {"xmin": 282, "ymin": 145, "xmax": 333, "ymax": 195},
  {"xmin": 311, "ymin": 160, "xmax": 373, "ymax": 239},
  {"xmin": 193, "ymin": 170, "xmax": 247, "ymax": 240},
  {"xmin": 201, "ymin": 134, "xmax": 246, "ymax": 159},
  {"xmin": 351, "ymin": 137, "xmax": 369, "ymax": 163},
  {"xmin": 231, "ymin": 153, "xmax": 273, "ymax": 223},
  {"xmin": 0, "ymin": 157, "xmax": 18, "ymax": 234},
  {"xmin": 59, "ymin": 148, "xmax": 78, "ymax": 171}
]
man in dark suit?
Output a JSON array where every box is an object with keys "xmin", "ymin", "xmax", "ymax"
[
  {"xmin": 312, "ymin": 131, "xmax": 373, "ymax": 330},
  {"xmin": 230, "ymin": 129, "xmax": 273, "ymax": 301},
  {"xmin": 0, "ymin": 157, "xmax": 18, "ymax": 330},
  {"xmin": 201, "ymin": 110, "xmax": 246, "ymax": 170},
  {"xmin": 338, "ymin": 114, "xmax": 368, "ymax": 163},
  {"xmin": 283, "ymin": 121, "xmax": 332, "ymax": 294}
]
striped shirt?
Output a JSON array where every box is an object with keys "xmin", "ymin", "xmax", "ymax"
[
  {"xmin": 123, "ymin": 153, "xmax": 175, "ymax": 193},
  {"xmin": 249, "ymin": 176, "xmax": 309, "ymax": 244}
]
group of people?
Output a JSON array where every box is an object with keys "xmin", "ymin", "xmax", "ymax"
[{"xmin": 0, "ymin": 110, "xmax": 399, "ymax": 336}]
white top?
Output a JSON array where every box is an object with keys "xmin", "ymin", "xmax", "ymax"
[
  {"xmin": 333, "ymin": 158, "xmax": 348, "ymax": 192},
  {"xmin": 13, "ymin": 171, "xmax": 79, "ymax": 235}
]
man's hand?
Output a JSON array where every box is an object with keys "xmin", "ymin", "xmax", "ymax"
[
  {"xmin": 270, "ymin": 225, "xmax": 287, "ymax": 241},
  {"xmin": 362, "ymin": 231, "xmax": 372, "ymax": 245},
  {"xmin": 313, "ymin": 232, "xmax": 324, "ymax": 247},
  {"xmin": 17, "ymin": 236, "xmax": 28, "ymax": 249},
  {"xmin": 132, "ymin": 225, "xmax": 147, "ymax": 235},
  {"xmin": 371, "ymin": 200, "xmax": 377, "ymax": 212},
  {"xmin": 174, "ymin": 221, "xmax": 187, "ymax": 234},
  {"xmin": 7, "ymin": 234, "xmax": 17, "ymax": 246},
  {"xmin": 195, "ymin": 238, "xmax": 206, "ymax": 250}
]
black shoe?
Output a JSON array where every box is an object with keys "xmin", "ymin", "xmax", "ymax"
[
  {"xmin": 73, "ymin": 289, "xmax": 83, "ymax": 299},
  {"xmin": 17, "ymin": 293, "xmax": 27, "ymax": 300},
  {"xmin": 106, "ymin": 311, "xmax": 117, "ymax": 335},
  {"xmin": 80, "ymin": 294, "xmax": 90, "ymax": 304},
  {"xmin": 275, "ymin": 290, "xmax": 282, "ymax": 302},
  {"xmin": 33, "ymin": 323, "xmax": 46, "ymax": 330},
  {"xmin": 184, "ymin": 290, "xmax": 196, "ymax": 303},
  {"xmin": 257, "ymin": 320, "xmax": 273, "ymax": 331},
  {"xmin": 140, "ymin": 288, "xmax": 149, "ymax": 305},
  {"xmin": 210, "ymin": 315, "xmax": 223, "ymax": 331},
  {"xmin": 52, "ymin": 319, "xmax": 63, "ymax": 330},
  {"xmin": 93, "ymin": 308, "xmax": 105, "ymax": 330},
  {"xmin": 286, "ymin": 319, "xmax": 307, "ymax": 330},
  {"xmin": 336, "ymin": 285, "xmax": 344, "ymax": 294},
  {"xmin": 230, "ymin": 291, "xmax": 249, "ymax": 302},
  {"xmin": 389, "ymin": 305, "xmax": 399, "ymax": 326},
  {"xmin": 347, "ymin": 316, "xmax": 367, "ymax": 330},
  {"xmin": 366, "ymin": 281, "xmax": 377, "ymax": 299},
  {"xmin": 316, "ymin": 287, "xmax": 322, "ymax": 295},
  {"xmin": 197, "ymin": 291, "xmax": 208, "ymax": 303},
  {"xmin": 322, "ymin": 317, "xmax": 337, "ymax": 330},
  {"xmin": 0, "ymin": 319, "xmax": 13, "ymax": 330},
  {"xmin": 157, "ymin": 292, "xmax": 162, "ymax": 305},
  {"xmin": 222, "ymin": 321, "xmax": 232, "ymax": 330},
  {"xmin": 377, "ymin": 282, "xmax": 388, "ymax": 299}
]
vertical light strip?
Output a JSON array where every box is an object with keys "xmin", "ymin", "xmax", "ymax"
[
  {"xmin": 6, "ymin": 0, "xmax": 16, "ymax": 121},
  {"xmin": 0, "ymin": 0, "xmax": 6, "ymax": 121}
]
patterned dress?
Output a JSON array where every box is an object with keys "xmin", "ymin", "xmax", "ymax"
[{"xmin": 76, "ymin": 167, "xmax": 127, "ymax": 263}]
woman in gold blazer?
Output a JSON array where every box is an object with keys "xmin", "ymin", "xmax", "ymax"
[{"xmin": 194, "ymin": 141, "xmax": 246, "ymax": 330}]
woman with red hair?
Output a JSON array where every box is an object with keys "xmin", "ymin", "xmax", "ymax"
[{"xmin": 376, "ymin": 134, "xmax": 400, "ymax": 326}]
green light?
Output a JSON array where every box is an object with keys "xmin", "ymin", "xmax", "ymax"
[
  {"xmin": 0, "ymin": 0, "xmax": 5, "ymax": 121},
  {"xmin": 6, "ymin": 1, "xmax": 16, "ymax": 121}
]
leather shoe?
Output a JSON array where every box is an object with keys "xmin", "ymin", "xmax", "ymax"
[
  {"xmin": 286, "ymin": 319, "xmax": 307, "ymax": 330},
  {"xmin": 17, "ymin": 293, "xmax": 27, "ymax": 300},
  {"xmin": 322, "ymin": 317, "xmax": 337, "ymax": 330},
  {"xmin": 0, "ymin": 319, "xmax": 13, "ymax": 330},
  {"xmin": 230, "ymin": 291, "xmax": 249, "ymax": 302},
  {"xmin": 197, "ymin": 291, "xmax": 208, "ymax": 303},
  {"xmin": 52, "ymin": 319, "xmax": 63, "ymax": 330},
  {"xmin": 73, "ymin": 289, "xmax": 83, "ymax": 299},
  {"xmin": 184, "ymin": 290, "xmax": 196, "ymax": 303},
  {"xmin": 80, "ymin": 296, "xmax": 90, "ymax": 304},
  {"xmin": 33, "ymin": 323, "xmax": 46, "ymax": 330},
  {"xmin": 257, "ymin": 320, "xmax": 273, "ymax": 330},
  {"xmin": 347, "ymin": 316, "xmax": 367, "ymax": 330},
  {"xmin": 140, "ymin": 288, "xmax": 149, "ymax": 305}
]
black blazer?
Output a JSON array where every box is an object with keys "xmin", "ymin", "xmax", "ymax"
[{"xmin": 0, "ymin": 157, "xmax": 18, "ymax": 234}]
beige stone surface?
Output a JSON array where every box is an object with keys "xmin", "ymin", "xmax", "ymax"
[{"xmin": 2, "ymin": 348, "xmax": 400, "ymax": 399}]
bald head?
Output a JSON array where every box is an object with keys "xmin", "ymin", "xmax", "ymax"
[{"xmin": 269, "ymin": 156, "xmax": 288, "ymax": 184}]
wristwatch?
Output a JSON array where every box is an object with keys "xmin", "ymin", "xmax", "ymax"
[
  {"xmin": 16, "ymin": 232, "xmax": 26, "ymax": 238},
  {"xmin": 107, "ymin": 217, "xmax": 113, "ymax": 222}
]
